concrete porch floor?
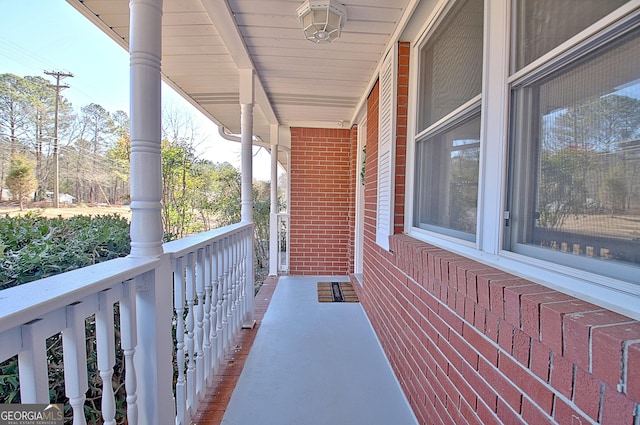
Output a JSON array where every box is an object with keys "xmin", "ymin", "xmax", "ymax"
[{"xmin": 193, "ymin": 275, "xmax": 418, "ymax": 425}]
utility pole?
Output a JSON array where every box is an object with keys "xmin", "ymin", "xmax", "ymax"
[{"xmin": 45, "ymin": 70, "xmax": 73, "ymax": 208}]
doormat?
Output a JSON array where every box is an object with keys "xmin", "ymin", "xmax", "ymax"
[{"xmin": 317, "ymin": 281, "xmax": 359, "ymax": 303}]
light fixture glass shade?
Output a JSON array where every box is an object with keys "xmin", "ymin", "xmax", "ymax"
[{"xmin": 296, "ymin": 0, "xmax": 347, "ymax": 43}]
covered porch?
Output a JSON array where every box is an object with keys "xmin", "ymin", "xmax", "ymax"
[
  {"xmin": 1, "ymin": 0, "xmax": 405, "ymax": 423},
  {"xmin": 3, "ymin": 0, "xmax": 640, "ymax": 424},
  {"xmin": 192, "ymin": 276, "xmax": 417, "ymax": 425},
  {"xmin": 3, "ymin": 226, "xmax": 412, "ymax": 425}
]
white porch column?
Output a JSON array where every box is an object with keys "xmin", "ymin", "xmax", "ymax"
[
  {"xmin": 129, "ymin": 1, "xmax": 175, "ymax": 424},
  {"xmin": 268, "ymin": 125, "xmax": 279, "ymax": 276},
  {"xmin": 134, "ymin": 263, "xmax": 175, "ymax": 425},
  {"xmin": 129, "ymin": 0, "xmax": 164, "ymax": 258},
  {"xmin": 240, "ymin": 69, "xmax": 254, "ymax": 224},
  {"xmin": 239, "ymin": 69, "xmax": 255, "ymax": 326}
]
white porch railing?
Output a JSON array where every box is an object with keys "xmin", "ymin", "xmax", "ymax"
[
  {"xmin": 163, "ymin": 222, "xmax": 254, "ymax": 425},
  {"xmin": 277, "ymin": 213, "xmax": 290, "ymax": 273},
  {"xmin": 0, "ymin": 222, "xmax": 254, "ymax": 425}
]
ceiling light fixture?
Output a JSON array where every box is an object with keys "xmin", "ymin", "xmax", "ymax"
[{"xmin": 296, "ymin": 0, "xmax": 347, "ymax": 44}]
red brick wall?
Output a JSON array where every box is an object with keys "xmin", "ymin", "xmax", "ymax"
[
  {"xmin": 289, "ymin": 127, "xmax": 354, "ymax": 275},
  {"xmin": 358, "ymin": 235, "xmax": 640, "ymax": 425},
  {"xmin": 357, "ymin": 42, "xmax": 640, "ymax": 425},
  {"xmin": 394, "ymin": 42, "xmax": 409, "ymax": 235}
]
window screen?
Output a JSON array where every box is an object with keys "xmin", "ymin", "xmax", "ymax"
[
  {"xmin": 417, "ymin": 0, "xmax": 483, "ymax": 132},
  {"xmin": 511, "ymin": 0, "xmax": 630, "ymax": 72},
  {"xmin": 413, "ymin": 0, "xmax": 484, "ymax": 241},
  {"xmin": 507, "ymin": 24, "xmax": 640, "ymax": 280}
]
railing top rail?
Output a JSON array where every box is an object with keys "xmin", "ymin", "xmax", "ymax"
[
  {"xmin": 163, "ymin": 221, "xmax": 254, "ymax": 258},
  {"xmin": 0, "ymin": 256, "xmax": 159, "ymax": 334}
]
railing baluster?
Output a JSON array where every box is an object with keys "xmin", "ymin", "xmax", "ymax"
[
  {"xmin": 228, "ymin": 234, "xmax": 234, "ymax": 349},
  {"xmin": 18, "ymin": 320, "xmax": 50, "ymax": 403},
  {"xmin": 120, "ymin": 280, "xmax": 138, "ymax": 425},
  {"xmin": 173, "ymin": 257, "xmax": 187, "ymax": 425},
  {"xmin": 245, "ymin": 229, "xmax": 252, "ymax": 322},
  {"xmin": 222, "ymin": 236, "xmax": 231, "ymax": 352},
  {"xmin": 96, "ymin": 290, "xmax": 117, "ymax": 425},
  {"xmin": 195, "ymin": 248, "xmax": 205, "ymax": 399},
  {"xmin": 226, "ymin": 234, "xmax": 233, "ymax": 341},
  {"xmin": 237, "ymin": 232, "xmax": 244, "ymax": 324},
  {"xmin": 231, "ymin": 233, "xmax": 238, "ymax": 340},
  {"xmin": 63, "ymin": 302, "xmax": 89, "ymax": 425},
  {"xmin": 243, "ymin": 229, "xmax": 248, "ymax": 319},
  {"xmin": 209, "ymin": 242, "xmax": 219, "ymax": 374},
  {"xmin": 203, "ymin": 244, "xmax": 213, "ymax": 384},
  {"xmin": 241, "ymin": 228, "xmax": 249, "ymax": 321},
  {"xmin": 185, "ymin": 252, "xmax": 196, "ymax": 416},
  {"xmin": 277, "ymin": 213, "xmax": 290, "ymax": 272},
  {"xmin": 240, "ymin": 232, "xmax": 247, "ymax": 326},
  {"xmin": 236, "ymin": 233, "xmax": 243, "ymax": 331},
  {"xmin": 216, "ymin": 238, "xmax": 226, "ymax": 364},
  {"xmin": 231, "ymin": 234, "xmax": 239, "ymax": 333}
]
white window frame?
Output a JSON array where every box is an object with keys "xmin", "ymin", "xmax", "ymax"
[
  {"xmin": 413, "ymin": 101, "xmax": 482, "ymax": 242},
  {"xmin": 354, "ymin": 111, "xmax": 367, "ymax": 276},
  {"xmin": 408, "ymin": 0, "xmax": 486, "ymax": 249},
  {"xmin": 405, "ymin": 0, "xmax": 640, "ymax": 320},
  {"xmin": 501, "ymin": 3, "xmax": 640, "ymax": 316}
]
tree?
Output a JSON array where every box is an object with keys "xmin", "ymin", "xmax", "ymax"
[
  {"xmin": 111, "ymin": 110, "xmax": 129, "ymax": 137},
  {"xmin": 24, "ymin": 75, "xmax": 73, "ymax": 201},
  {"xmin": 207, "ymin": 162, "xmax": 242, "ymax": 227},
  {"xmin": 79, "ymin": 103, "xmax": 114, "ymax": 203},
  {"xmin": 161, "ymin": 140, "xmax": 206, "ymax": 239},
  {"xmin": 252, "ymin": 180, "xmax": 271, "ymax": 276},
  {"xmin": 602, "ymin": 168, "xmax": 628, "ymax": 215},
  {"xmin": 0, "ymin": 74, "xmax": 75, "ymax": 202},
  {"xmin": 0, "ymin": 74, "xmax": 31, "ymax": 153},
  {"xmin": 538, "ymin": 148, "xmax": 592, "ymax": 228},
  {"xmin": 67, "ymin": 137, "xmax": 93, "ymax": 203},
  {"xmin": 449, "ymin": 145, "xmax": 479, "ymax": 233},
  {"xmin": 5, "ymin": 154, "xmax": 37, "ymax": 210},
  {"xmin": 106, "ymin": 132, "xmax": 131, "ymax": 204},
  {"xmin": 0, "ymin": 74, "xmax": 34, "ymax": 200},
  {"xmin": 106, "ymin": 111, "xmax": 130, "ymax": 203},
  {"xmin": 162, "ymin": 101, "xmax": 201, "ymax": 149},
  {"xmin": 544, "ymin": 94, "xmax": 640, "ymax": 221},
  {"xmin": 551, "ymin": 95, "xmax": 640, "ymax": 152}
]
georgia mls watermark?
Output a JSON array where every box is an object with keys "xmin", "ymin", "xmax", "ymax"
[{"xmin": 0, "ymin": 404, "xmax": 63, "ymax": 425}]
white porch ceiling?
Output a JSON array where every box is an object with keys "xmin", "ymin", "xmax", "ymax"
[{"xmin": 68, "ymin": 0, "xmax": 413, "ymax": 144}]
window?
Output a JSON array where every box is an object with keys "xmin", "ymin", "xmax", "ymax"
[
  {"xmin": 506, "ymin": 6, "xmax": 640, "ymax": 282},
  {"xmin": 415, "ymin": 112, "xmax": 480, "ymax": 241},
  {"xmin": 511, "ymin": 0, "xmax": 630, "ymax": 71},
  {"xmin": 414, "ymin": 0, "xmax": 484, "ymax": 241}
]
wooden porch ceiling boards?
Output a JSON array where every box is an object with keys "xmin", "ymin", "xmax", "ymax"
[{"xmin": 67, "ymin": 0, "xmax": 412, "ymax": 140}]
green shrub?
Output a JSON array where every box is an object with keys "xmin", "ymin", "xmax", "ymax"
[
  {"xmin": 0, "ymin": 212, "xmax": 130, "ymax": 290},
  {"xmin": 0, "ymin": 213, "xmax": 131, "ymax": 423}
]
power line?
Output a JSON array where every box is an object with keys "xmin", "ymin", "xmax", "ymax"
[
  {"xmin": 45, "ymin": 71, "xmax": 74, "ymax": 208},
  {"xmin": 0, "ymin": 38, "xmax": 65, "ymax": 75}
]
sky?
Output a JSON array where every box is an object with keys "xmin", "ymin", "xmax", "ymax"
[{"xmin": 0, "ymin": 0, "xmax": 271, "ymax": 180}]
